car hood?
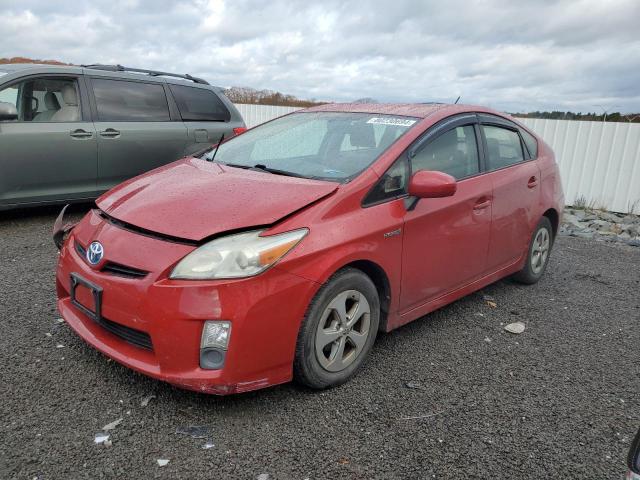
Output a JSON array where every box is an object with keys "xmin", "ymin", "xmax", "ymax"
[{"xmin": 96, "ymin": 158, "xmax": 338, "ymax": 241}]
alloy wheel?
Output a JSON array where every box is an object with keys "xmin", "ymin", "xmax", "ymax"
[
  {"xmin": 315, "ymin": 289, "xmax": 371, "ymax": 373},
  {"xmin": 531, "ymin": 227, "xmax": 550, "ymax": 274}
]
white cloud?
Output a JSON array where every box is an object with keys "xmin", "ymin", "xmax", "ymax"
[{"xmin": 0, "ymin": 0, "xmax": 639, "ymax": 112}]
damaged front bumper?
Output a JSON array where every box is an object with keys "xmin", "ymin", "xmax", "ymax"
[{"xmin": 55, "ymin": 210, "xmax": 320, "ymax": 394}]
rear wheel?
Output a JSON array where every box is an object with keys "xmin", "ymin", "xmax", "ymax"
[
  {"xmin": 513, "ymin": 216, "xmax": 553, "ymax": 284},
  {"xmin": 293, "ymin": 268, "xmax": 379, "ymax": 389}
]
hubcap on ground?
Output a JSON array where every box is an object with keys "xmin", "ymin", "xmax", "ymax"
[
  {"xmin": 531, "ymin": 227, "xmax": 550, "ymax": 274},
  {"xmin": 315, "ymin": 289, "xmax": 371, "ymax": 373}
]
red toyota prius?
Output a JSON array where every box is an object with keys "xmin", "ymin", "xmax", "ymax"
[{"xmin": 54, "ymin": 103, "xmax": 564, "ymax": 394}]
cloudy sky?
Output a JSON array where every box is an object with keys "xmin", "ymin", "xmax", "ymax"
[{"xmin": 1, "ymin": 0, "xmax": 639, "ymax": 113}]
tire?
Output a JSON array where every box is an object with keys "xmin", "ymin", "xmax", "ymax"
[
  {"xmin": 293, "ymin": 268, "xmax": 380, "ymax": 389},
  {"xmin": 513, "ymin": 216, "xmax": 554, "ymax": 285}
]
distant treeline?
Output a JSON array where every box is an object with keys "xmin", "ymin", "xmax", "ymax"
[
  {"xmin": 0, "ymin": 56, "xmax": 69, "ymax": 65},
  {"xmin": 224, "ymin": 87, "xmax": 325, "ymax": 107},
  {"xmin": 513, "ymin": 111, "xmax": 640, "ymax": 123}
]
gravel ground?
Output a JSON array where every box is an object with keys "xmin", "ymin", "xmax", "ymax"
[{"xmin": 1, "ymin": 205, "xmax": 639, "ymax": 479}]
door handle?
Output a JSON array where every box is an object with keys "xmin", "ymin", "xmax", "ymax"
[
  {"xmin": 100, "ymin": 128, "xmax": 120, "ymax": 138},
  {"xmin": 527, "ymin": 176, "xmax": 539, "ymax": 188},
  {"xmin": 473, "ymin": 198, "xmax": 491, "ymax": 211},
  {"xmin": 70, "ymin": 129, "xmax": 93, "ymax": 139}
]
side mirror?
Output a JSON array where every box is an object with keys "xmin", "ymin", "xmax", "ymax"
[
  {"xmin": 408, "ymin": 170, "xmax": 457, "ymax": 198},
  {"xmin": 0, "ymin": 102, "xmax": 18, "ymax": 121}
]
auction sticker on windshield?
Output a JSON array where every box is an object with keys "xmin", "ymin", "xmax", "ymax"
[{"xmin": 367, "ymin": 117, "xmax": 416, "ymax": 127}]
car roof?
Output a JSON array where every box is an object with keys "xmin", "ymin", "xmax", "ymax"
[
  {"xmin": 0, "ymin": 63, "xmax": 222, "ymax": 90},
  {"xmin": 302, "ymin": 102, "xmax": 506, "ymax": 119}
]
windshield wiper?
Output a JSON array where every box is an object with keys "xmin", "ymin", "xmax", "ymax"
[
  {"xmin": 251, "ymin": 164, "xmax": 310, "ymax": 178},
  {"xmin": 221, "ymin": 162, "xmax": 312, "ymax": 179},
  {"xmin": 207, "ymin": 132, "xmax": 225, "ymax": 162}
]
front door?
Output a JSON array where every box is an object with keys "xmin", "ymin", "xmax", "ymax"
[
  {"xmin": 87, "ymin": 77, "xmax": 188, "ymax": 192},
  {"xmin": 0, "ymin": 76, "xmax": 97, "ymax": 207},
  {"xmin": 400, "ymin": 121, "xmax": 492, "ymax": 312}
]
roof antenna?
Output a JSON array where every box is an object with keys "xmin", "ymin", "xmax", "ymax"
[{"xmin": 454, "ymin": 96, "xmax": 461, "ymax": 104}]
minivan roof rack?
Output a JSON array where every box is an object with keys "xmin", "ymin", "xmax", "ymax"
[{"xmin": 81, "ymin": 64, "xmax": 210, "ymax": 85}]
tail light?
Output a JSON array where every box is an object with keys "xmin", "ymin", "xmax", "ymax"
[{"xmin": 233, "ymin": 127, "xmax": 247, "ymax": 136}]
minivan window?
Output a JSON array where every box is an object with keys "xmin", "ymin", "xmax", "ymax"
[
  {"xmin": 169, "ymin": 85, "xmax": 231, "ymax": 122},
  {"xmin": 412, "ymin": 125, "xmax": 480, "ymax": 179},
  {"xmin": 203, "ymin": 112, "xmax": 417, "ymax": 181},
  {"xmin": 92, "ymin": 78, "xmax": 170, "ymax": 122},
  {"xmin": 482, "ymin": 125, "xmax": 524, "ymax": 170},
  {"xmin": 0, "ymin": 77, "xmax": 80, "ymax": 122}
]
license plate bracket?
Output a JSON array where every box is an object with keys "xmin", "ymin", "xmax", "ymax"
[{"xmin": 70, "ymin": 273, "xmax": 103, "ymax": 322}]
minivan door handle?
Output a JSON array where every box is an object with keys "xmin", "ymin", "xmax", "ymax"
[
  {"xmin": 69, "ymin": 129, "xmax": 93, "ymax": 139},
  {"xmin": 527, "ymin": 176, "xmax": 539, "ymax": 188},
  {"xmin": 99, "ymin": 128, "xmax": 120, "ymax": 138}
]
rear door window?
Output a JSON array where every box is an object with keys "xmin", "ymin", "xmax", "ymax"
[
  {"xmin": 169, "ymin": 85, "xmax": 230, "ymax": 122},
  {"xmin": 92, "ymin": 79, "xmax": 170, "ymax": 122},
  {"xmin": 482, "ymin": 125, "xmax": 525, "ymax": 170}
]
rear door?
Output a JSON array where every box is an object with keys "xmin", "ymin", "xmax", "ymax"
[
  {"xmin": 87, "ymin": 77, "xmax": 188, "ymax": 192},
  {"xmin": 0, "ymin": 74, "xmax": 98, "ymax": 207},
  {"xmin": 167, "ymin": 83, "xmax": 237, "ymax": 155},
  {"xmin": 399, "ymin": 115, "xmax": 493, "ymax": 312},
  {"xmin": 479, "ymin": 115, "xmax": 541, "ymax": 272}
]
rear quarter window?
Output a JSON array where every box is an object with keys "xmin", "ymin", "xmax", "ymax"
[
  {"xmin": 520, "ymin": 129, "xmax": 538, "ymax": 158},
  {"xmin": 169, "ymin": 85, "xmax": 230, "ymax": 122}
]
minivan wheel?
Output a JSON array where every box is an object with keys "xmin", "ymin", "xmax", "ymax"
[
  {"xmin": 293, "ymin": 268, "xmax": 380, "ymax": 389},
  {"xmin": 513, "ymin": 216, "xmax": 553, "ymax": 285}
]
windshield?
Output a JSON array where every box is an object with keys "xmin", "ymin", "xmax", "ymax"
[{"xmin": 202, "ymin": 112, "xmax": 418, "ymax": 181}]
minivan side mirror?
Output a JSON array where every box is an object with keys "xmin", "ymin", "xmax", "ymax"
[
  {"xmin": 408, "ymin": 170, "xmax": 457, "ymax": 199},
  {"xmin": 0, "ymin": 102, "xmax": 18, "ymax": 121}
]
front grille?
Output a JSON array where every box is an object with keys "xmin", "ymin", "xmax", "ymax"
[
  {"xmin": 102, "ymin": 262, "xmax": 148, "ymax": 279},
  {"xmin": 75, "ymin": 240, "xmax": 148, "ymax": 279},
  {"xmin": 97, "ymin": 315, "xmax": 153, "ymax": 351}
]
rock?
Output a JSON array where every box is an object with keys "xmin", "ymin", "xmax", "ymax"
[
  {"xmin": 102, "ymin": 418, "xmax": 123, "ymax": 431},
  {"xmin": 589, "ymin": 219, "xmax": 611, "ymax": 231},
  {"xmin": 504, "ymin": 322, "xmax": 526, "ymax": 334},
  {"xmin": 598, "ymin": 211, "xmax": 620, "ymax": 222},
  {"xmin": 405, "ymin": 381, "xmax": 427, "ymax": 391},
  {"xmin": 628, "ymin": 239, "xmax": 640, "ymax": 247},
  {"xmin": 562, "ymin": 213, "xmax": 581, "ymax": 227},
  {"xmin": 94, "ymin": 432, "xmax": 110, "ymax": 444}
]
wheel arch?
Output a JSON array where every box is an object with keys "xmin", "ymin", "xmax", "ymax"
[
  {"xmin": 339, "ymin": 260, "xmax": 392, "ymax": 333},
  {"xmin": 542, "ymin": 207, "xmax": 560, "ymax": 239}
]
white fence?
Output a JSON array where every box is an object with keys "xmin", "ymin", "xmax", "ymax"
[
  {"xmin": 234, "ymin": 104, "xmax": 300, "ymax": 128},
  {"xmin": 233, "ymin": 104, "xmax": 640, "ymax": 213},
  {"xmin": 519, "ymin": 118, "xmax": 640, "ymax": 213}
]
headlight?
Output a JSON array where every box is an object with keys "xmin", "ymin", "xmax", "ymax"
[{"xmin": 170, "ymin": 228, "xmax": 308, "ymax": 279}]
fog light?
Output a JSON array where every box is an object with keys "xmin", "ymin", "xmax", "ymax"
[
  {"xmin": 200, "ymin": 321, "xmax": 231, "ymax": 370},
  {"xmin": 200, "ymin": 348, "xmax": 226, "ymax": 369},
  {"xmin": 201, "ymin": 321, "xmax": 231, "ymax": 350}
]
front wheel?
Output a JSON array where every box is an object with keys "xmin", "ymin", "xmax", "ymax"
[
  {"xmin": 293, "ymin": 268, "xmax": 380, "ymax": 389},
  {"xmin": 513, "ymin": 216, "xmax": 553, "ymax": 284}
]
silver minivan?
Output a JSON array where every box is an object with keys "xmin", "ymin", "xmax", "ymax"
[{"xmin": 0, "ymin": 63, "xmax": 245, "ymax": 210}]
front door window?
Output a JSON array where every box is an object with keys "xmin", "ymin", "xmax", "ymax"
[{"xmin": 0, "ymin": 77, "xmax": 80, "ymax": 123}]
